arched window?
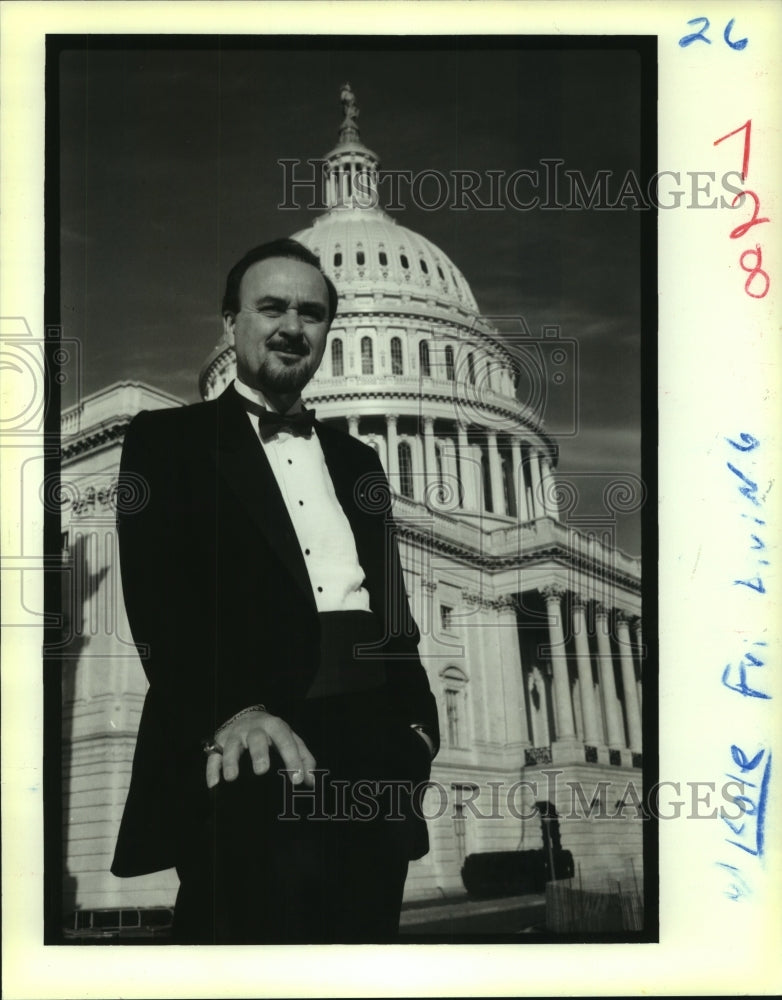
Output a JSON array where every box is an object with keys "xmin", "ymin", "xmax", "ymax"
[
  {"xmin": 419, "ymin": 340, "xmax": 431, "ymax": 377},
  {"xmin": 331, "ymin": 338, "xmax": 344, "ymax": 377},
  {"xmin": 356, "ymin": 250, "xmax": 365, "ymax": 266},
  {"xmin": 379, "ymin": 250, "xmax": 388, "ymax": 266},
  {"xmin": 420, "ymin": 259, "xmax": 428, "ymax": 274},
  {"xmin": 361, "ymin": 336, "xmax": 374, "ymax": 375},
  {"xmin": 390, "ymin": 337, "xmax": 404, "ymax": 375},
  {"xmin": 467, "ymin": 352, "xmax": 476, "ymax": 384},
  {"xmin": 333, "ymin": 251, "xmax": 342, "ymax": 267},
  {"xmin": 400, "ymin": 253, "xmax": 409, "ymax": 270},
  {"xmin": 444, "ymin": 345, "xmax": 455, "ymax": 381},
  {"xmin": 398, "ymin": 442, "xmax": 414, "ymax": 499}
]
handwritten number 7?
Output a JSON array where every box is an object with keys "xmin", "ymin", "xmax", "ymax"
[
  {"xmin": 679, "ymin": 17, "xmax": 710, "ymax": 47},
  {"xmin": 714, "ymin": 120, "xmax": 751, "ymax": 181}
]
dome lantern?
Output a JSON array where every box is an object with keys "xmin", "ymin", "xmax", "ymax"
[{"xmin": 323, "ymin": 83, "xmax": 380, "ymax": 211}]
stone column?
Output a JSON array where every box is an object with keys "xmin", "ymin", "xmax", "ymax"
[
  {"xmin": 423, "ymin": 416, "xmax": 437, "ymax": 500},
  {"xmin": 496, "ymin": 596, "xmax": 531, "ymax": 745},
  {"xmin": 347, "ymin": 415, "xmax": 360, "ymax": 438},
  {"xmin": 529, "ymin": 449, "xmax": 544, "ymax": 519},
  {"xmin": 457, "ymin": 425, "xmax": 479, "ymax": 509},
  {"xmin": 595, "ymin": 604, "xmax": 625, "ymax": 749},
  {"xmin": 486, "ymin": 430, "xmax": 505, "ymax": 516},
  {"xmin": 541, "ymin": 586, "xmax": 575, "ymax": 740},
  {"xmin": 386, "ymin": 415, "xmax": 400, "ymax": 492},
  {"xmin": 633, "ymin": 616, "xmax": 644, "ymax": 710},
  {"xmin": 572, "ymin": 596, "xmax": 601, "ymax": 745},
  {"xmin": 511, "ymin": 439, "xmax": 529, "ymax": 521},
  {"xmin": 616, "ymin": 612, "xmax": 643, "ymax": 751},
  {"xmin": 541, "ymin": 456, "xmax": 558, "ymax": 519}
]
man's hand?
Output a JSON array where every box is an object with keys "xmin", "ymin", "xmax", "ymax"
[{"xmin": 206, "ymin": 709, "xmax": 317, "ymax": 789}]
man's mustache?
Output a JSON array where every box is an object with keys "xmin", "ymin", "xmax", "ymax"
[{"xmin": 267, "ymin": 337, "xmax": 310, "ymax": 356}]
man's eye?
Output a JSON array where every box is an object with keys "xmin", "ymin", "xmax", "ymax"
[{"xmin": 259, "ymin": 307, "xmax": 283, "ymax": 317}]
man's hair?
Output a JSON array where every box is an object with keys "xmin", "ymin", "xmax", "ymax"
[{"xmin": 222, "ymin": 238, "xmax": 339, "ymax": 324}]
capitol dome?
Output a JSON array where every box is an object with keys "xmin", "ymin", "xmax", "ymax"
[
  {"xmin": 199, "ymin": 84, "xmax": 561, "ymax": 526},
  {"xmin": 293, "ymin": 206, "xmax": 479, "ymax": 313}
]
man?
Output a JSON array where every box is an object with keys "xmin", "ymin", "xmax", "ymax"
[{"xmin": 111, "ymin": 239, "xmax": 439, "ymax": 944}]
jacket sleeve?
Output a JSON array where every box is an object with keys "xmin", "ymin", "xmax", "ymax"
[
  {"xmin": 363, "ymin": 450, "xmax": 440, "ymax": 756},
  {"xmin": 116, "ymin": 411, "xmax": 259, "ymax": 747}
]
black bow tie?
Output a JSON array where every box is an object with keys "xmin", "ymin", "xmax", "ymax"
[{"xmin": 257, "ymin": 408, "xmax": 316, "ymax": 439}]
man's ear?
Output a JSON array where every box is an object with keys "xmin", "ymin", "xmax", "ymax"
[{"xmin": 222, "ymin": 312, "xmax": 236, "ymax": 345}]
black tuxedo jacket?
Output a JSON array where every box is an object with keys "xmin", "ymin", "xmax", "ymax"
[{"xmin": 111, "ymin": 383, "xmax": 439, "ymax": 877}]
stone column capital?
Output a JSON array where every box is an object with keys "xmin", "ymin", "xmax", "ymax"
[
  {"xmin": 571, "ymin": 593, "xmax": 588, "ymax": 612},
  {"xmin": 385, "ymin": 413, "xmax": 398, "ymax": 427},
  {"xmin": 540, "ymin": 584, "xmax": 566, "ymax": 604},
  {"xmin": 594, "ymin": 602, "xmax": 611, "ymax": 620},
  {"xmin": 423, "ymin": 415, "xmax": 435, "ymax": 429},
  {"xmin": 615, "ymin": 610, "xmax": 633, "ymax": 627}
]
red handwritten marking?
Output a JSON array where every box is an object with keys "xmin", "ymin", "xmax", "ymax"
[
  {"xmin": 729, "ymin": 191, "xmax": 771, "ymax": 240},
  {"xmin": 739, "ymin": 246, "xmax": 770, "ymax": 299},
  {"xmin": 714, "ymin": 119, "xmax": 751, "ymax": 181},
  {"xmin": 715, "ymin": 120, "xmax": 771, "ymax": 299}
]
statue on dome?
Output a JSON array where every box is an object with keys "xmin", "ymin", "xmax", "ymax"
[{"xmin": 340, "ymin": 82, "xmax": 360, "ymax": 125}]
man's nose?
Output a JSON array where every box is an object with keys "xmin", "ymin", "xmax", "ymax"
[{"xmin": 278, "ymin": 308, "xmax": 304, "ymax": 335}]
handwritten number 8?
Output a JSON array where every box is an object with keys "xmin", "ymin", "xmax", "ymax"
[{"xmin": 739, "ymin": 246, "xmax": 770, "ymax": 299}]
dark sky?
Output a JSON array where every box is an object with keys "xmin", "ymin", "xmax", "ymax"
[{"xmin": 57, "ymin": 39, "xmax": 647, "ymax": 555}]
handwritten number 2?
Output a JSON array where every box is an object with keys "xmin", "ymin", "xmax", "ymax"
[
  {"xmin": 679, "ymin": 17, "xmax": 711, "ymax": 46},
  {"xmin": 729, "ymin": 191, "xmax": 770, "ymax": 240}
]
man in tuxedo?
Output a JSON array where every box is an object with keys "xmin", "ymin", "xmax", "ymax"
[{"xmin": 111, "ymin": 239, "xmax": 439, "ymax": 944}]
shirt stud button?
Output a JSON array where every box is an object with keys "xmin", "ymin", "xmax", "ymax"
[
  {"xmin": 298, "ymin": 500, "xmax": 304, "ymax": 506},
  {"xmin": 317, "ymin": 586, "xmax": 323, "ymax": 593}
]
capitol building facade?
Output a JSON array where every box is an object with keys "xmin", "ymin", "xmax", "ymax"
[{"xmin": 60, "ymin": 90, "xmax": 645, "ymax": 921}]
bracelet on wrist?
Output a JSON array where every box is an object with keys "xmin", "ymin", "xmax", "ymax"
[{"xmin": 216, "ymin": 703, "xmax": 267, "ymax": 735}]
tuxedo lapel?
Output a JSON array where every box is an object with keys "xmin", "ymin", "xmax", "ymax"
[{"xmin": 208, "ymin": 385, "xmax": 316, "ymax": 609}]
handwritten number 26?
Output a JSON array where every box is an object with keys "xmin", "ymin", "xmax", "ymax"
[{"xmin": 679, "ymin": 17, "xmax": 748, "ymax": 50}]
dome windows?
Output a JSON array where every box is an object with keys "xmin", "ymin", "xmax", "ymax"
[
  {"xmin": 356, "ymin": 250, "xmax": 365, "ymax": 266},
  {"xmin": 420, "ymin": 259, "xmax": 429, "ymax": 274},
  {"xmin": 467, "ymin": 352, "xmax": 476, "ymax": 384},
  {"xmin": 400, "ymin": 253, "xmax": 409, "ymax": 270},
  {"xmin": 390, "ymin": 337, "xmax": 404, "ymax": 375},
  {"xmin": 444, "ymin": 346, "xmax": 455, "ymax": 381},
  {"xmin": 398, "ymin": 442, "xmax": 414, "ymax": 499},
  {"xmin": 419, "ymin": 340, "xmax": 431, "ymax": 377},
  {"xmin": 361, "ymin": 336, "xmax": 374, "ymax": 375},
  {"xmin": 331, "ymin": 338, "xmax": 344, "ymax": 377},
  {"xmin": 379, "ymin": 250, "xmax": 388, "ymax": 266},
  {"xmin": 334, "ymin": 251, "xmax": 342, "ymax": 267}
]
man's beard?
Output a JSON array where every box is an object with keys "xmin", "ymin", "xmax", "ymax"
[{"xmin": 257, "ymin": 351, "xmax": 316, "ymax": 394}]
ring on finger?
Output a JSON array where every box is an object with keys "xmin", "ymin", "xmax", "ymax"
[{"xmin": 201, "ymin": 738, "xmax": 224, "ymax": 756}]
